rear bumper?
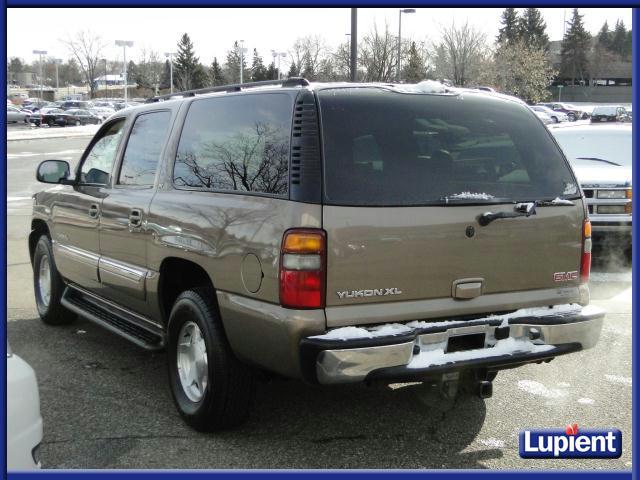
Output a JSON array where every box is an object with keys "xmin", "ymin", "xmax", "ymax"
[{"xmin": 301, "ymin": 304, "xmax": 605, "ymax": 385}]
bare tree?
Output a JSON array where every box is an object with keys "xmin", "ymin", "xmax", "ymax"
[
  {"xmin": 289, "ymin": 35, "xmax": 329, "ymax": 80},
  {"xmin": 432, "ymin": 21, "xmax": 488, "ymax": 86},
  {"xmin": 61, "ymin": 30, "xmax": 106, "ymax": 98},
  {"xmin": 136, "ymin": 47, "xmax": 164, "ymax": 91},
  {"xmin": 360, "ymin": 23, "xmax": 398, "ymax": 82}
]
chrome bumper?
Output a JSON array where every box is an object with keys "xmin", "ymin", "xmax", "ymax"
[{"xmin": 301, "ymin": 305, "xmax": 605, "ymax": 385}]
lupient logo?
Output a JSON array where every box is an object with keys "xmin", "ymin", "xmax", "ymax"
[{"xmin": 519, "ymin": 424, "xmax": 622, "ymax": 458}]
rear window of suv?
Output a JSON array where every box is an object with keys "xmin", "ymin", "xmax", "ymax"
[{"xmin": 318, "ymin": 88, "xmax": 579, "ymax": 206}]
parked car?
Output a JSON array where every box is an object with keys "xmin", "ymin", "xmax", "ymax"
[
  {"xmin": 28, "ymin": 108, "xmax": 66, "ymax": 127},
  {"xmin": 59, "ymin": 100, "xmax": 94, "ymax": 111},
  {"xmin": 7, "ymin": 105, "xmax": 30, "ymax": 123},
  {"xmin": 590, "ymin": 105, "xmax": 631, "ymax": 123},
  {"xmin": 55, "ymin": 109, "xmax": 102, "ymax": 126},
  {"xmin": 537, "ymin": 102, "xmax": 585, "ymax": 121},
  {"xmin": 528, "ymin": 108, "xmax": 553, "ymax": 125},
  {"xmin": 31, "ymin": 78, "xmax": 604, "ymax": 432},
  {"xmin": 114, "ymin": 101, "xmax": 143, "ymax": 111},
  {"xmin": 530, "ymin": 105, "xmax": 568, "ymax": 123},
  {"xmin": 550, "ymin": 124, "xmax": 631, "ymax": 248},
  {"xmin": 7, "ymin": 342, "xmax": 43, "ymax": 470},
  {"xmin": 89, "ymin": 106, "xmax": 116, "ymax": 120}
]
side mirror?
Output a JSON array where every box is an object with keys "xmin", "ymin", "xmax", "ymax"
[{"xmin": 37, "ymin": 160, "xmax": 72, "ymax": 184}]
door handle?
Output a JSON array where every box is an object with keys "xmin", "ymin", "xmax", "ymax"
[
  {"xmin": 89, "ymin": 204, "xmax": 99, "ymax": 218},
  {"xmin": 129, "ymin": 209, "xmax": 142, "ymax": 228}
]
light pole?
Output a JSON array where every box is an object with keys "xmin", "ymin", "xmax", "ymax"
[
  {"xmin": 32, "ymin": 50, "xmax": 47, "ymax": 102},
  {"xmin": 558, "ymin": 84, "xmax": 564, "ymax": 102},
  {"xmin": 397, "ymin": 8, "xmax": 415, "ymax": 82},
  {"xmin": 164, "ymin": 52, "xmax": 175, "ymax": 94},
  {"xmin": 54, "ymin": 58, "xmax": 62, "ymax": 92},
  {"xmin": 237, "ymin": 40, "xmax": 248, "ymax": 83},
  {"xmin": 271, "ymin": 50, "xmax": 287, "ymax": 80},
  {"xmin": 350, "ymin": 8, "xmax": 357, "ymax": 82},
  {"xmin": 102, "ymin": 58, "xmax": 108, "ymax": 97},
  {"xmin": 115, "ymin": 40, "xmax": 133, "ymax": 103}
]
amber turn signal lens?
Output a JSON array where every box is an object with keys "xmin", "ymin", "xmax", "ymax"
[
  {"xmin": 626, "ymin": 188, "xmax": 632, "ymax": 199},
  {"xmin": 583, "ymin": 220, "xmax": 592, "ymax": 238},
  {"xmin": 625, "ymin": 202, "xmax": 632, "ymax": 214},
  {"xmin": 283, "ymin": 232, "xmax": 324, "ymax": 253}
]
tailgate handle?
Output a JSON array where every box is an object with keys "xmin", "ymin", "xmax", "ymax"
[{"xmin": 452, "ymin": 279, "xmax": 483, "ymax": 300}]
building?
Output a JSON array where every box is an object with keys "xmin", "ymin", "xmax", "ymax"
[{"xmin": 93, "ymin": 74, "xmax": 125, "ymax": 86}]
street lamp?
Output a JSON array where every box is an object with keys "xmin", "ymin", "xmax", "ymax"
[
  {"xmin": 54, "ymin": 58, "xmax": 62, "ymax": 92},
  {"xmin": 558, "ymin": 84, "xmax": 564, "ymax": 102},
  {"xmin": 271, "ymin": 50, "xmax": 287, "ymax": 80},
  {"xmin": 237, "ymin": 40, "xmax": 248, "ymax": 83},
  {"xmin": 102, "ymin": 58, "xmax": 108, "ymax": 97},
  {"xmin": 115, "ymin": 40, "xmax": 134, "ymax": 103},
  {"xmin": 32, "ymin": 50, "xmax": 47, "ymax": 102},
  {"xmin": 397, "ymin": 8, "xmax": 416, "ymax": 82},
  {"xmin": 164, "ymin": 52, "xmax": 176, "ymax": 94}
]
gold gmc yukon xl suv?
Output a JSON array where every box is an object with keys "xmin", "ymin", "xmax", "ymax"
[{"xmin": 30, "ymin": 78, "xmax": 604, "ymax": 431}]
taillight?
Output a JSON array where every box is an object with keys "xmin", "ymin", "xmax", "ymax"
[
  {"xmin": 279, "ymin": 229, "xmax": 326, "ymax": 309},
  {"xmin": 581, "ymin": 220, "xmax": 592, "ymax": 283}
]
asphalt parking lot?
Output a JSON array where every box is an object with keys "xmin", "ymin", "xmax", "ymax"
[{"xmin": 6, "ymin": 135, "xmax": 633, "ymax": 470}]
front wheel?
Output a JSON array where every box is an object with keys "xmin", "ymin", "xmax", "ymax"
[
  {"xmin": 75, "ymin": 120, "xmax": 81, "ymax": 126},
  {"xmin": 33, "ymin": 235, "xmax": 75, "ymax": 325},
  {"xmin": 167, "ymin": 287, "xmax": 255, "ymax": 431}
]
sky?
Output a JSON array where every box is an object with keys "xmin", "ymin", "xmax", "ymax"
[{"xmin": 7, "ymin": 7, "xmax": 633, "ymax": 70}]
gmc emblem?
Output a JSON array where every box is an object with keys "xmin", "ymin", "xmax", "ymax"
[{"xmin": 553, "ymin": 271, "xmax": 578, "ymax": 282}]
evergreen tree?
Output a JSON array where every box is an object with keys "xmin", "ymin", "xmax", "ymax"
[
  {"xmin": 560, "ymin": 9, "xmax": 591, "ymax": 85},
  {"xmin": 266, "ymin": 61, "xmax": 278, "ymax": 80},
  {"xmin": 160, "ymin": 59, "xmax": 171, "ymax": 89},
  {"xmin": 174, "ymin": 33, "xmax": 201, "ymax": 91},
  {"xmin": 597, "ymin": 21, "xmax": 611, "ymax": 49},
  {"xmin": 224, "ymin": 41, "xmax": 249, "ymax": 83},
  {"xmin": 210, "ymin": 57, "xmax": 226, "ymax": 86},
  {"xmin": 287, "ymin": 61, "xmax": 298, "ymax": 78},
  {"xmin": 624, "ymin": 30, "xmax": 632, "ymax": 61},
  {"xmin": 497, "ymin": 8, "xmax": 521, "ymax": 45},
  {"xmin": 610, "ymin": 20, "xmax": 627, "ymax": 58},
  {"xmin": 403, "ymin": 42, "xmax": 425, "ymax": 82},
  {"xmin": 126, "ymin": 60, "xmax": 137, "ymax": 86},
  {"xmin": 250, "ymin": 48, "xmax": 268, "ymax": 81},
  {"xmin": 519, "ymin": 8, "xmax": 549, "ymax": 51}
]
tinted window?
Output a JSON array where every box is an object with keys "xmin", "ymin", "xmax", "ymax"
[
  {"xmin": 173, "ymin": 93, "xmax": 292, "ymax": 196},
  {"xmin": 318, "ymin": 88, "xmax": 578, "ymax": 206},
  {"xmin": 119, "ymin": 111, "xmax": 171, "ymax": 186},
  {"xmin": 79, "ymin": 120, "xmax": 125, "ymax": 185}
]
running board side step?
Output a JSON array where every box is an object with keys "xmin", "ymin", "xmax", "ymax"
[{"xmin": 61, "ymin": 285, "xmax": 165, "ymax": 351}]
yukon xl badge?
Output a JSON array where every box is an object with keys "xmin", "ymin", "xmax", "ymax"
[
  {"xmin": 553, "ymin": 271, "xmax": 578, "ymax": 282},
  {"xmin": 337, "ymin": 288, "xmax": 403, "ymax": 299}
]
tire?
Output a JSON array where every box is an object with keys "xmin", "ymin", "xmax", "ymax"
[
  {"xmin": 552, "ymin": 116, "xmax": 559, "ymax": 123},
  {"xmin": 167, "ymin": 287, "xmax": 255, "ymax": 431},
  {"xmin": 568, "ymin": 113, "xmax": 576, "ymax": 122},
  {"xmin": 32, "ymin": 235, "xmax": 75, "ymax": 325},
  {"xmin": 75, "ymin": 120, "xmax": 81, "ymax": 126},
  {"xmin": 48, "ymin": 119, "xmax": 54, "ymax": 127}
]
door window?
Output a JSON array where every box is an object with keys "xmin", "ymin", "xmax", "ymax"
[
  {"xmin": 79, "ymin": 119, "xmax": 125, "ymax": 185},
  {"xmin": 118, "ymin": 111, "xmax": 171, "ymax": 186}
]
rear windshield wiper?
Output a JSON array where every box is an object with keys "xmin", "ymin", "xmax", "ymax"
[
  {"xmin": 478, "ymin": 198, "xmax": 575, "ymax": 226},
  {"xmin": 575, "ymin": 157, "xmax": 622, "ymax": 167}
]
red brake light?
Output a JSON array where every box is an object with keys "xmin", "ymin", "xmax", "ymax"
[
  {"xmin": 279, "ymin": 229, "xmax": 326, "ymax": 309},
  {"xmin": 581, "ymin": 220, "xmax": 591, "ymax": 284}
]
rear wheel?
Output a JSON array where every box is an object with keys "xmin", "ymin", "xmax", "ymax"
[
  {"xmin": 33, "ymin": 235, "xmax": 75, "ymax": 325},
  {"xmin": 75, "ymin": 120, "xmax": 81, "ymax": 126},
  {"xmin": 167, "ymin": 287, "xmax": 255, "ymax": 431},
  {"xmin": 552, "ymin": 116, "xmax": 559, "ymax": 123}
]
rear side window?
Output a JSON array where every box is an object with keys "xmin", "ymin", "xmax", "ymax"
[
  {"xmin": 318, "ymin": 88, "xmax": 578, "ymax": 206},
  {"xmin": 119, "ymin": 111, "xmax": 171, "ymax": 186},
  {"xmin": 173, "ymin": 93, "xmax": 292, "ymax": 196}
]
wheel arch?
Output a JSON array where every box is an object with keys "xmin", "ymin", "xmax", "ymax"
[
  {"xmin": 157, "ymin": 256, "xmax": 216, "ymax": 324},
  {"xmin": 29, "ymin": 219, "xmax": 50, "ymax": 264}
]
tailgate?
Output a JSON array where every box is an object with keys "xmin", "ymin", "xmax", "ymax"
[{"xmin": 324, "ymin": 203, "xmax": 584, "ymax": 307}]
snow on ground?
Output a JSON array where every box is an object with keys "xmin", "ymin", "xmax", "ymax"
[
  {"xmin": 479, "ymin": 438, "xmax": 506, "ymax": 448},
  {"xmin": 577, "ymin": 397, "xmax": 595, "ymax": 405},
  {"xmin": 604, "ymin": 374, "xmax": 632, "ymax": 387},
  {"xmin": 7, "ymin": 125, "xmax": 99, "ymax": 141},
  {"xmin": 517, "ymin": 379, "xmax": 568, "ymax": 399}
]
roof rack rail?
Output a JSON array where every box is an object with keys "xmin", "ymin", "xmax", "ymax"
[{"xmin": 146, "ymin": 77, "xmax": 310, "ymax": 103}]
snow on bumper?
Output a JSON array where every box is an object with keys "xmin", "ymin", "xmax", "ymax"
[{"xmin": 301, "ymin": 304, "xmax": 605, "ymax": 385}]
